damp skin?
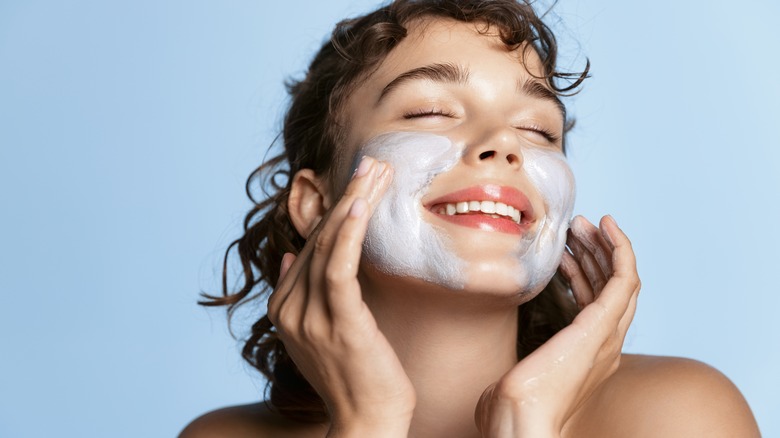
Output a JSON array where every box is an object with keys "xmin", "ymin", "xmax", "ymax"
[{"xmin": 351, "ymin": 131, "xmax": 576, "ymax": 296}]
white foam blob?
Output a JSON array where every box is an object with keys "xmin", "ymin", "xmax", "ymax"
[
  {"xmin": 356, "ymin": 132, "xmax": 467, "ymax": 289},
  {"xmin": 351, "ymin": 131, "xmax": 575, "ymax": 295},
  {"xmin": 511, "ymin": 147, "xmax": 576, "ymax": 295}
]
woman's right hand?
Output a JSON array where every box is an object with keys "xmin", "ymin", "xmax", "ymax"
[
  {"xmin": 267, "ymin": 157, "xmax": 415, "ymax": 438},
  {"xmin": 474, "ymin": 215, "xmax": 640, "ymax": 437}
]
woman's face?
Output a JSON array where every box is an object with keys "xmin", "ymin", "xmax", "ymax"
[{"xmin": 333, "ymin": 18, "xmax": 575, "ymax": 300}]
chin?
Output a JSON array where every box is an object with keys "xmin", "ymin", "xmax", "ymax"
[{"xmin": 460, "ymin": 259, "xmax": 550, "ymax": 303}]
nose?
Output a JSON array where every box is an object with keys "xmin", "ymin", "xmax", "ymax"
[{"xmin": 463, "ymin": 127, "xmax": 523, "ymax": 170}]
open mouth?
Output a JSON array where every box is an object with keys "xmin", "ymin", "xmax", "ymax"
[
  {"xmin": 424, "ymin": 184, "xmax": 534, "ymax": 235},
  {"xmin": 431, "ymin": 200, "xmax": 523, "ymax": 224}
]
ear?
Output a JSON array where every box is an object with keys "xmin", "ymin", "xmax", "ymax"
[{"xmin": 288, "ymin": 169, "xmax": 332, "ymax": 239}]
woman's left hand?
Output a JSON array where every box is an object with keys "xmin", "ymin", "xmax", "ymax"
[{"xmin": 474, "ymin": 215, "xmax": 641, "ymax": 438}]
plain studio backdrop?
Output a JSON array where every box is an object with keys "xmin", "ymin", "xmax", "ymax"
[{"xmin": 1, "ymin": 0, "xmax": 778, "ymax": 436}]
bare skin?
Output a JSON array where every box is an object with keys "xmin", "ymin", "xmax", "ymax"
[
  {"xmin": 181, "ymin": 18, "xmax": 760, "ymax": 438},
  {"xmin": 181, "ymin": 355, "xmax": 759, "ymax": 438}
]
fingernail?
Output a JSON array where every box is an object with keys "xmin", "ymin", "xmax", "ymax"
[
  {"xmin": 349, "ymin": 197, "xmax": 368, "ymax": 217},
  {"xmin": 559, "ymin": 252, "xmax": 572, "ymax": 270},
  {"xmin": 603, "ymin": 215, "xmax": 616, "ymax": 246},
  {"xmin": 278, "ymin": 252, "xmax": 293, "ymax": 282},
  {"xmin": 354, "ymin": 156, "xmax": 374, "ymax": 178},
  {"xmin": 379, "ymin": 164, "xmax": 393, "ymax": 184}
]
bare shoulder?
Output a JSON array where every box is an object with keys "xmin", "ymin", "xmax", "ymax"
[
  {"xmin": 567, "ymin": 354, "xmax": 761, "ymax": 438},
  {"xmin": 178, "ymin": 402, "xmax": 327, "ymax": 438}
]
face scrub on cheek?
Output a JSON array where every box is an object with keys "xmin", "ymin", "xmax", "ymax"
[{"xmin": 351, "ymin": 131, "xmax": 576, "ymax": 295}]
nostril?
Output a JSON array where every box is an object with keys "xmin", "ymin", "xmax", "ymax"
[
  {"xmin": 479, "ymin": 150, "xmax": 496, "ymax": 160},
  {"xmin": 506, "ymin": 154, "xmax": 520, "ymax": 165}
]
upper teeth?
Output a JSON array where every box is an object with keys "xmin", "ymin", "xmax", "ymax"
[{"xmin": 437, "ymin": 201, "xmax": 522, "ymax": 224}]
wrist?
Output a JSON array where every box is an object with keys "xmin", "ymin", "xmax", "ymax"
[
  {"xmin": 479, "ymin": 413, "xmax": 560, "ymax": 438},
  {"xmin": 327, "ymin": 416, "xmax": 412, "ymax": 438},
  {"xmin": 514, "ymin": 420, "xmax": 560, "ymax": 438},
  {"xmin": 326, "ymin": 395, "xmax": 415, "ymax": 438}
]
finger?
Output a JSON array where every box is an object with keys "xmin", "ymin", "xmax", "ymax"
[
  {"xmin": 267, "ymin": 252, "xmax": 309, "ymax": 330},
  {"xmin": 475, "ymin": 383, "xmax": 497, "ymax": 435},
  {"xmin": 323, "ymin": 198, "xmax": 376, "ymax": 319},
  {"xmin": 279, "ymin": 252, "xmax": 296, "ymax": 284},
  {"xmin": 366, "ymin": 161, "xmax": 394, "ymax": 205},
  {"xmin": 269, "ymin": 158, "xmax": 390, "ymax": 331},
  {"xmin": 272, "ymin": 252, "xmax": 300, "ymax": 311},
  {"xmin": 617, "ymin": 285, "xmax": 639, "ymax": 338},
  {"xmin": 600, "ymin": 215, "xmax": 639, "ymax": 295},
  {"xmin": 570, "ymin": 216, "xmax": 613, "ymax": 278},
  {"xmin": 583, "ymin": 216, "xmax": 640, "ymax": 330},
  {"xmin": 267, "ymin": 252, "xmax": 295, "ymax": 322},
  {"xmin": 567, "ymin": 230, "xmax": 607, "ymax": 295},
  {"xmin": 317, "ymin": 165, "xmax": 394, "ymax": 318},
  {"xmin": 311, "ymin": 157, "xmax": 380, "ymax": 256},
  {"xmin": 306, "ymin": 156, "xmax": 380, "ymax": 282},
  {"xmin": 307, "ymin": 159, "xmax": 393, "ymax": 317},
  {"xmin": 559, "ymin": 249, "xmax": 594, "ymax": 309}
]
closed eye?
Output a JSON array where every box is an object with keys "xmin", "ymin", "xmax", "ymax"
[
  {"xmin": 403, "ymin": 107, "xmax": 457, "ymax": 119},
  {"xmin": 517, "ymin": 124, "xmax": 560, "ymax": 144}
]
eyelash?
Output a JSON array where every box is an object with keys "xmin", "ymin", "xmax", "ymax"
[
  {"xmin": 402, "ymin": 108, "xmax": 560, "ymax": 144},
  {"xmin": 402, "ymin": 108, "xmax": 456, "ymax": 119},
  {"xmin": 520, "ymin": 124, "xmax": 560, "ymax": 143}
]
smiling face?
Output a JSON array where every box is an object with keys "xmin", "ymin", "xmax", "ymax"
[{"xmin": 331, "ymin": 18, "xmax": 575, "ymax": 300}]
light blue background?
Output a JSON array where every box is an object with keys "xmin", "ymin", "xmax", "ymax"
[{"xmin": 1, "ymin": 0, "xmax": 778, "ymax": 436}]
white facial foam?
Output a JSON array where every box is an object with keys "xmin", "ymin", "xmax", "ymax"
[
  {"xmin": 511, "ymin": 147, "xmax": 576, "ymax": 295},
  {"xmin": 355, "ymin": 132, "xmax": 467, "ymax": 289},
  {"xmin": 351, "ymin": 131, "xmax": 575, "ymax": 295}
]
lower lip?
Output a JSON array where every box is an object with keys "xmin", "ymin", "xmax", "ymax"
[{"xmin": 430, "ymin": 211, "xmax": 529, "ymax": 235}]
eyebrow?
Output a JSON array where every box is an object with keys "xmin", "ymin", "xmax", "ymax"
[
  {"xmin": 376, "ymin": 63, "xmax": 566, "ymax": 121},
  {"xmin": 377, "ymin": 62, "xmax": 469, "ymax": 104},
  {"xmin": 519, "ymin": 78, "xmax": 566, "ymax": 121}
]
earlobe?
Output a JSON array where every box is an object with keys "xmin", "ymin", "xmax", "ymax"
[{"xmin": 288, "ymin": 169, "xmax": 330, "ymax": 239}]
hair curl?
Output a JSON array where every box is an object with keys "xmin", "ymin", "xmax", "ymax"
[{"xmin": 200, "ymin": 0, "xmax": 589, "ymax": 423}]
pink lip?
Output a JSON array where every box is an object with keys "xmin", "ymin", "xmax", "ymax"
[{"xmin": 424, "ymin": 184, "xmax": 535, "ymax": 235}]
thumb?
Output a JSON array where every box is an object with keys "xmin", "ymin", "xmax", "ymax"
[{"xmin": 475, "ymin": 382, "xmax": 497, "ymax": 435}]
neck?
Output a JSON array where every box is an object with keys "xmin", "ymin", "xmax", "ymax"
[{"xmin": 360, "ymin": 273, "xmax": 520, "ymax": 438}]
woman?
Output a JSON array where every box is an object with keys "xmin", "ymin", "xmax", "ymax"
[{"xmin": 181, "ymin": 1, "xmax": 760, "ymax": 436}]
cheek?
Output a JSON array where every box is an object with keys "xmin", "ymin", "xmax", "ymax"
[
  {"xmin": 509, "ymin": 148, "xmax": 576, "ymax": 295},
  {"xmin": 353, "ymin": 131, "xmax": 468, "ymax": 289},
  {"xmin": 523, "ymin": 149, "xmax": 576, "ymax": 225},
  {"xmin": 346, "ymin": 131, "xmax": 576, "ymax": 296}
]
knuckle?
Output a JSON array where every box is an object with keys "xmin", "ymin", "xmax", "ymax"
[
  {"xmin": 300, "ymin": 318, "xmax": 321, "ymax": 341},
  {"xmin": 267, "ymin": 304, "xmax": 279, "ymax": 325},
  {"xmin": 313, "ymin": 231, "xmax": 333, "ymax": 256},
  {"xmin": 324, "ymin": 268, "xmax": 346, "ymax": 290},
  {"xmin": 569, "ymin": 269, "xmax": 585, "ymax": 281},
  {"xmin": 608, "ymin": 358, "xmax": 620, "ymax": 375},
  {"xmin": 493, "ymin": 379, "xmax": 521, "ymax": 399},
  {"xmin": 332, "ymin": 328, "xmax": 359, "ymax": 349},
  {"xmin": 276, "ymin": 306, "xmax": 298, "ymax": 334}
]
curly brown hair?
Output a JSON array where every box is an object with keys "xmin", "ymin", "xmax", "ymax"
[{"xmin": 200, "ymin": 0, "xmax": 589, "ymax": 423}]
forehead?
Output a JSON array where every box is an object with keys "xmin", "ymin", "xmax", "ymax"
[
  {"xmin": 338, "ymin": 17, "xmax": 554, "ymax": 147},
  {"xmin": 355, "ymin": 17, "xmax": 548, "ymax": 98}
]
